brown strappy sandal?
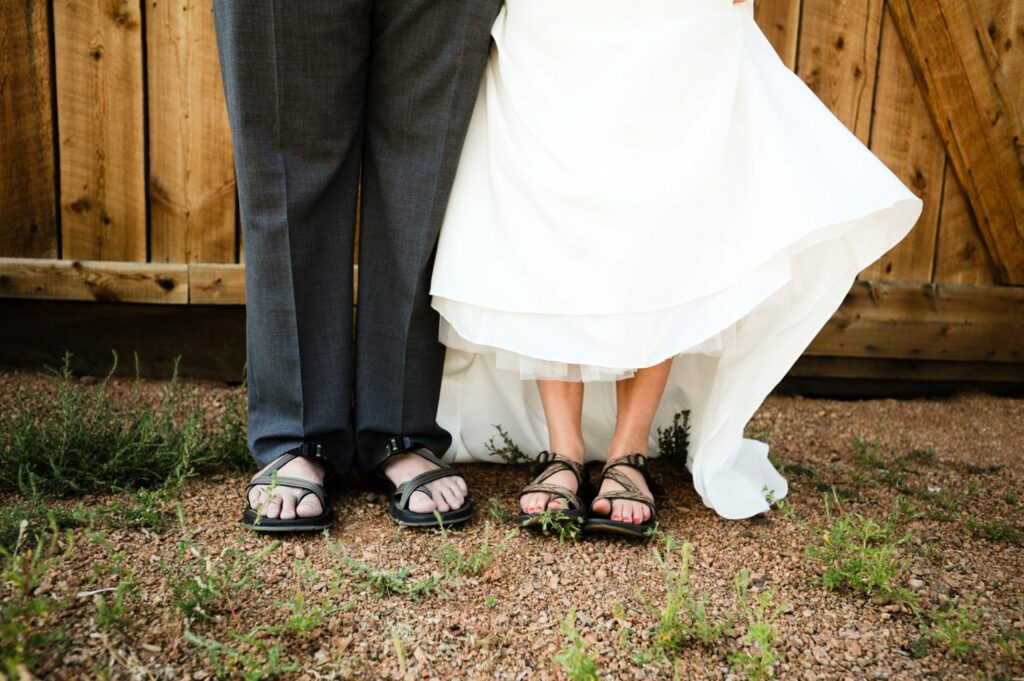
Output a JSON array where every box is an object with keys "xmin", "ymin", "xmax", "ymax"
[
  {"xmin": 515, "ymin": 450, "xmax": 594, "ymax": 529},
  {"xmin": 584, "ymin": 453, "xmax": 659, "ymax": 538}
]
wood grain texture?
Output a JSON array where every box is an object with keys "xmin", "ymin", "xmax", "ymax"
[
  {"xmin": 806, "ymin": 280, "xmax": 1024, "ymax": 363},
  {"xmin": 754, "ymin": 0, "xmax": 802, "ymax": 69},
  {"xmin": 888, "ymin": 0, "xmax": 1024, "ymax": 284},
  {"xmin": 796, "ymin": 0, "xmax": 885, "ymax": 143},
  {"xmin": 188, "ymin": 263, "xmax": 244, "ymax": 304},
  {"xmin": 1, "ymin": 0, "xmax": 57, "ymax": 258},
  {"xmin": 934, "ymin": 160, "xmax": 996, "ymax": 284},
  {"xmin": 860, "ymin": 7, "xmax": 945, "ymax": 283},
  {"xmin": 147, "ymin": 0, "xmax": 236, "ymax": 264},
  {"xmin": 53, "ymin": 0, "xmax": 146, "ymax": 261},
  {"xmin": 0, "ymin": 256, "xmax": 186, "ymax": 303}
]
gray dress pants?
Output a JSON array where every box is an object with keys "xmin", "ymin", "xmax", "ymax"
[{"xmin": 211, "ymin": 0, "xmax": 502, "ymax": 473}]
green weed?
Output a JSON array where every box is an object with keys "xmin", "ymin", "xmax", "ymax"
[
  {"xmin": 803, "ymin": 493, "xmax": 917, "ymax": 605},
  {"xmin": 485, "ymin": 424, "xmax": 530, "ymax": 464},
  {"xmin": 553, "ymin": 608, "xmax": 599, "ymax": 681},
  {"xmin": 0, "ymin": 517, "xmax": 70, "ymax": 677},
  {"xmin": 435, "ymin": 517, "xmax": 516, "ymax": 577},
  {"xmin": 0, "ymin": 351, "xmax": 251, "ymax": 499},
  {"xmin": 185, "ymin": 627, "xmax": 298, "ymax": 680},
  {"xmin": 915, "ymin": 594, "xmax": 985, "ymax": 659},
  {"xmin": 657, "ymin": 410, "xmax": 691, "ymax": 462},
  {"xmin": 728, "ymin": 570, "xmax": 788, "ymax": 680}
]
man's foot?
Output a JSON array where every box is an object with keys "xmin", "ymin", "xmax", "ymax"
[
  {"xmin": 590, "ymin": 455, "xmax": 653, "ymax": 524},
  {"xmin": 380, "ymin": 452, "xmax": 468, "ymax": 514},
  {"xmin": 246, "ymin": 456, "xmax": 325, "ymax": 520}
]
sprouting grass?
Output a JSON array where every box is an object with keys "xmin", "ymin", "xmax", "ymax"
[
  {"xmin": 487, "ymin": 497, "xmax": 511, "ymax": 523},
  {"xmin": 533, "ymin": 508, "xmax": 583, "ymax": 543},
  {"xmin": 0, "ymin": 350, "xmax": 251, "ymax": 499},
  {"xmin": 84, "ymin": 531, "xmax": 139, "ymax": 633},
  {"xmin": 657, "ymin": 410, "xmax": 691, "ymax": 463},
  {"xmin": 803, "ymin": 492, "xmax": 917, "ymax": 606},
  {"xmin": 327, "ymin": 536, "xmax": 442, "ymax": 600},
  {"xmin": 553, "ymin": 608, "xmax": 599, "ymax": 681},
  {"xmin": 165, "ymin": 506, "xmax": 280, "ymax": 623},
  {"xmin": 646, "ymin": 539, "xmax": 733, "ymax": 658},
  {"xmin": 434, "ymin": 515, "xmax": 516, "ymax": 578},
  {"xmin": 913, "ymin": 593, "xmax": 986, "ymax": 660},
  {"xmin": 0, "ymin": 517, "xmax": 71, "ymax": 678},
  {"xmin": 485, "ymin": 424, "xmax": 530, "ymax": 464},
  {"xmin": 185, "ymin": 627, "xmax": 298, "ymax": 680},
  {"xmin": 728, "ymin": 570, "xmax": 788, "ymax": 680},
  {"xmin": 963, "ymin": 517, "xmax": 1024, "ymax": 544}
]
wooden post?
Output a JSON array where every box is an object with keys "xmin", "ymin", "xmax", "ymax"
[{"xmin": 888, "ymin": 0, "xmax": 1024, "ymax": 284}]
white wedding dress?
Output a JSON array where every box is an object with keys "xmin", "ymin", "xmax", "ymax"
[{"xmin": 429, "ymin": 0, "xmax": 924, "ymax": 519}]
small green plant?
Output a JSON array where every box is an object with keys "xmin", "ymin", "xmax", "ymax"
[
  {"xmin": 85, "ymin": 532, "xmax": 139, "ymax": 632},
  {"xmin": 487, "ymin": 497, "xmax": 511, "ymax": 523},
  {"xmin": 916, "ymin": 594, "xmax": 985, "ymax": 659},
  {"xmin": 728, "ymin": 570, "xmax": 788, "ymax": 680},
  {"xmin": 0, "ymin": 517, "xmax": 70, "ymax": 677},
  {"xmin": 185, "ymin": 627, "xmax": 298, "ymax": 680},
  {"xmin": 166, "ymin": 506, "xmax": 280, "ymax": 622},
  {"xmin": 484, "ymin": 424, "xmax": 530, "ymax": 464},
  {"xmin": 553, "ymin": 608, "xmax": 599, "ymax": 681},
  {"xmin": 803, "ymin": 493, "xmax": 917, "ymax": 605},
  {"xmin": 0, "ymin": 351, "xmax": 251, "ymax": 499},
  {"xmin": 328, "ymin": 537, "xmax": 441, "ymax": 600},
  {"xmin": 534, "ymin": 508, "xmax": 583, "ymax": 543},
  {"xmin": 963, "ymin": 517, "xmax": 1024, "ymax": 544},
  {"xmin": 656, "ymin": 410, "xmax": 691, "ymax": 462},
  {"xmin": 647, "ymin": 539, "xmax": 733, "ymax": 658},
  {"xmin": 435, "ymin": 516, "xmax": 516, "ymax": 577}
]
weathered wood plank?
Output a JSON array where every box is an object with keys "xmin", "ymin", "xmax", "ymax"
[
  {"xmin": 0, "ymin": 256, "xmax": 186, "ymax": 303},
  {"xmin": 53, "ymin": 0, "xmax": 147, "ymax": 261},
  {"xmin": 188, "ymin": 263, "xmax": 244, "ymax": 304},
  {"xmin": 796, "ymin": 0, "xmax": 885, "ymax": 143},
  {"xmin": 806, "ymin": 280, "xmax": 1024, "ymax": 363},
  {"xmin": 1, "ymin": 0, "xmax": 57, "ymax": 258},
  {"xmin": 754, "ymin": 0, "xmax": 802, "ymax": 69},
  {"xmin": 888, "ymin": 0, "xmax": 1024, "ymax": 284},
  {"xmin": 789, "ymin": 355, "xmax": 1024, "ymax": 383},
  {"xmin": 934, "ymin": 160, "xmax": 996, "ymax": 284},
  {"xmin": 147, "ymin": 0, "xmax": 236, "ymax": 264},
  {"xmin": 861, "ymin": 7, "xmax": 945, "ymax": 282}
]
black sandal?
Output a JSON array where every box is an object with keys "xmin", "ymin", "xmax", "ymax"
[
  {"xmin": 375, "ymin": 436, "xmax": 473, "ymax": 528},
  {"xmin": 515, "ymin": 451, "xmax": 594, "ymax": 528},
  {"xmin": 242, "ymin": 449, "xmax": 335, "ymax": 533},
  {"xmin": 584, "ymin": 453, "xmax": 658, "ymax": 539}
]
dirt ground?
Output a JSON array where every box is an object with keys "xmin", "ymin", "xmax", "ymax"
[{"xmin": 2, "ymin": 368, "xmax": 1022, "ymax": 680}]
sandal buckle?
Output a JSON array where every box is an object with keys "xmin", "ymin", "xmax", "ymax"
[
  {"xmin": 385, "ymin": 436, "xmax": 416, "ymax": 457},
  {"xmin": 297, "ymin": 441, "xmax": 330, "ymax": 463}
]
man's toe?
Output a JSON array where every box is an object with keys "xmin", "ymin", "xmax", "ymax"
[
  {"xmin": 296, "ymin": 494, "xmax": 323, "ymax": 518},
  {"xmin": 408, "ymin": 490, "xmax": 437, "ymax": 514},
  {"xmin": 279, "ymin": 494, "xmax": 297, "ymax": 520},
  {"xmin": 264, "ymin": 496, "xmax": 282, "ymax": 519}
]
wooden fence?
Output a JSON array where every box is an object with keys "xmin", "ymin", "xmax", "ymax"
[{"xmin": 2, "ymin": 0, "xmax": 1023, "ymax": 384}]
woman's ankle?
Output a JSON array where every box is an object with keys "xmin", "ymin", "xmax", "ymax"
[{"xmin": 547, "ymin": 437, "xmax": 585, "ymax": 462}]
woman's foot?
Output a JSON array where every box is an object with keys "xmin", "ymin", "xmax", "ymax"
[
  {"xmin": 590, "ymin": 455, "xmax": 653, "ymax": 524},
  {"xmin": 246, "ymin": 456, "xmax": 326, "ymax": 520},
  {"xmin": 380, "ymin": 452, "xmax": 468, "ymax": 514},
  {"xmin": 519, "ymin": 443, "xmax": 585, "ymax": 514}
]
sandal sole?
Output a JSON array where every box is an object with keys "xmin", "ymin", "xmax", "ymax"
[
  {"xmin": 583, "ymin": 517, "xmax": 656, "ymax": 539},
  {"xmin": 387, "ymin": 499, "xmax": 474, "ymax": 528},
  {"xmin": 241, "ymin": 508, "xmax": 335, "ymax": 533}
]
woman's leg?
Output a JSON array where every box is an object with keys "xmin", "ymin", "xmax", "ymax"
[
  {"xmin": 520, "ymin": 379, "xmax": 586, "ymax": 513},
  {"xmin": 592, "ymin": 358, "xmax": 674, "ymax": 523}
]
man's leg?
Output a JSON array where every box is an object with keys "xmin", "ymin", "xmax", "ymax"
[
  {"xmin": 354, "ymin": 0, "xmax": 501, "ymax": 513},
  {"xmin": 212, "ymin": 0, "xmax": 369, "ymax": 518}
]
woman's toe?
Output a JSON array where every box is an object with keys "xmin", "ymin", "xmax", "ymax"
[
  {"xmin": 547, "ymin": 497, "xmax": 564, "ymax": 511},
  {"xmin": 642, "ymin": 506, "xmax": 651, "ymax": 521},
  {"xmin": 591, "ymin": 497, "xmax": 611, "ymax": 517}
]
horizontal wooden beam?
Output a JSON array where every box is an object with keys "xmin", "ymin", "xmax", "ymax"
[
  {"xmin": 805, "ymin": 280, "xmax": 1024, "ymax": 362},
  {"xmin": 188, "ymin": 263, "xmax": 245, "ymax": 304},
  {"xmin": 0, "ymin": 257, "xmax": 187, "ymax": 303}
]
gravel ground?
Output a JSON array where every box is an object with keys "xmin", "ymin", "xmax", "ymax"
[{"xmin": 1, "ymin": 368, "xmax": 1022, "ymax": 680}]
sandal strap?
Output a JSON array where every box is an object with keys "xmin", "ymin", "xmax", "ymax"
[
  {"xmin": 395, "ymin": 466, "xmax": 461, "ymax": 511},
  {"xmin": 517, "ymin": 482, "xmax": 583, "ymax": 510},
  {"xmin": 245, "ymin": 471, "xmax": 327, "ymax": 512},
  {"xmin": 591, "ymin": 454, "xmax": 657, "ymax": 516},
  {"xmin": 517, "ymin": 451, "xmax": 586, "ymax": 510}
]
